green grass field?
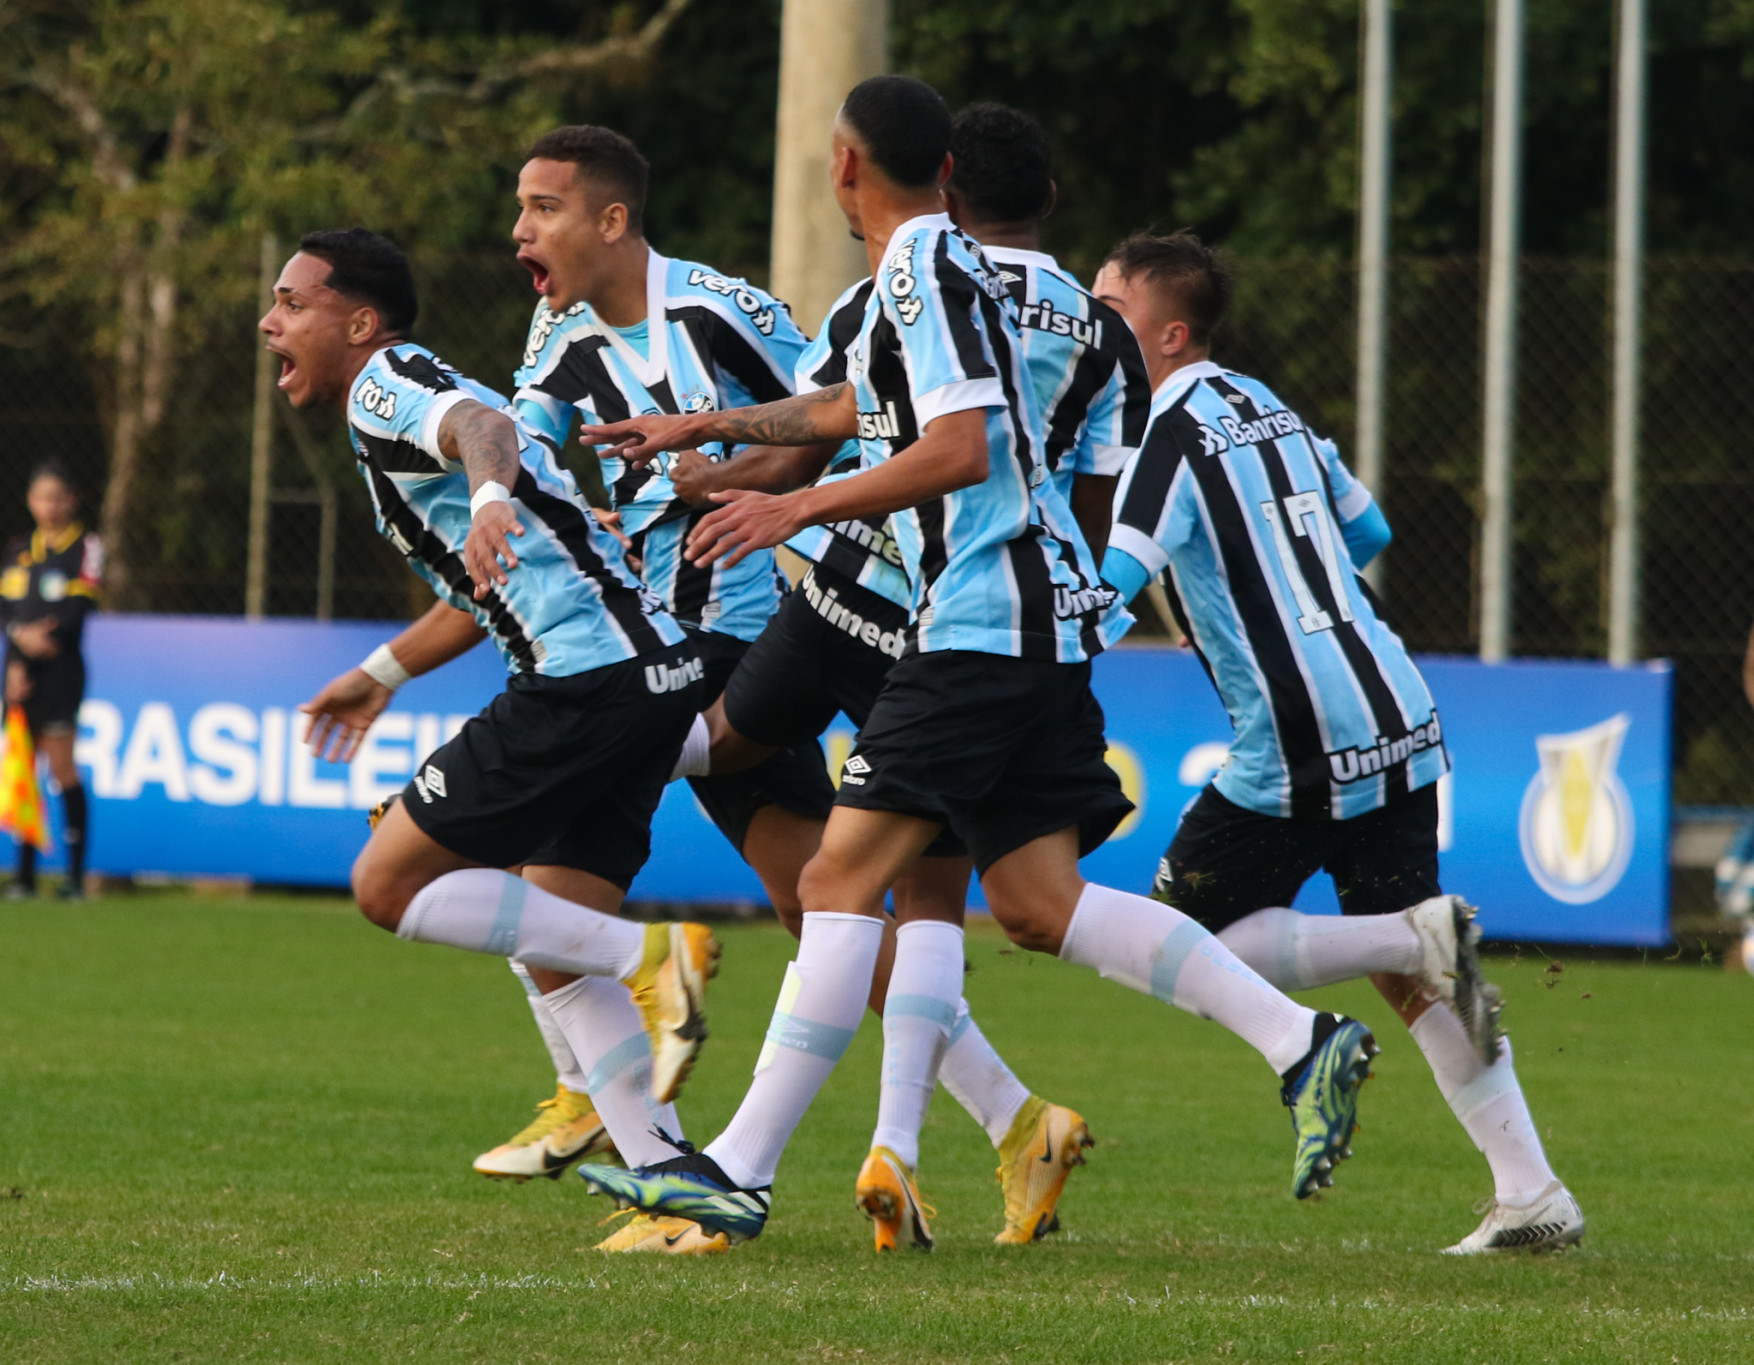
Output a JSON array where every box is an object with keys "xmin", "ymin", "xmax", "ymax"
[{"xmin": 1, "ymin": 895, "xmax": 1750, "ymax": 1363}]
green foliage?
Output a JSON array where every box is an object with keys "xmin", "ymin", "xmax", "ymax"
[{"xmin": 3, "ymin": 900, "xmax": 1753, "ymax": 1362}]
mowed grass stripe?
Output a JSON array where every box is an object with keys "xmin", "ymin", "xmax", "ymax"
[{"xmin": 1, "ymin": 896, "xmax": 1750, "ymax": 1363}]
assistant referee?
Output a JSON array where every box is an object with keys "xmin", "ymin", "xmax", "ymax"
[{"xmin": 3, "ymin": 460, "xmax": 100, "ymax": 900}]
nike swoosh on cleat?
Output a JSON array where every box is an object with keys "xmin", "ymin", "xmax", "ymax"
[
  {"xmin": 1039, "ymin": 1134, "xmax": 1054, "ymax": 1166},
  {"xmin": 664, "ymin": 1231, "xmax": 690, "ymax": 1248}
]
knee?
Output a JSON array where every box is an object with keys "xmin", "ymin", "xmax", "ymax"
[
  {"xmin": 350, "ymin": 853, "xmax": 409, "ymax": 933},
  {"xmin": 773, "ymin": 901, "xmax": 805, "ymax": 939},
  {"xmin": 796, "ymin": 848, "xmax": 884, "ymax": 919},
  {"xmin": 985, "ymin": 893, "xmax": 1071, "ymax": 955}
]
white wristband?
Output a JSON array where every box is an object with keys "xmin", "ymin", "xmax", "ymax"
[
  {"xmin": 360, "ymin": 644, "xmax": 412, "ymax": 691},
  {"xmin": 469, "ymin": 481, "xmax": 512, "ymax": 517}
]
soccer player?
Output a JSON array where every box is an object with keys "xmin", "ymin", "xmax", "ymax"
[
  {"xmin": 943, "ymin": 102, "xmax": 1150, "ymax": 556},
  {"xmin": 572, "ymin": 76, "xmax": 1386, "ymax": 1245},
  {"xmin": 267, "ymin": 229, "xmax": 728, "ymax": 1252},
  {"xmin": 2, "ymin": 460, "xmax": 100, "ymax": 900},
  {"xmin": 1092, "ymin": 231, "xmax": 1585, "ymax": 1254},
  {"xmin": 466, "ymin": 127, "xmax": 838, "ymax": 1211}
]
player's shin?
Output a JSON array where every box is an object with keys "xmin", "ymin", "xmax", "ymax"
[
  {"xmin": 938, "ymin": 1003, "xmax": 1031, "ymax": 1146},
  {"xmin": 395, "ymin": 868, "xmax": 647, "ymax": 977},
  {"xmin": 1410, "ymin": 1003, "xmax": 1558, "ymax": 1203},
  {"xmin": 1218, "ymin": 907, "xmax": 1421, "ymax": 991},
  {"xmin": 542, "ymin": 975, "xmax": 683, "ymax": 1168},
  {"xmin": 871, "ymin": 920, "xmax": 964, "ymax": 1168},
  {"xmin": 511, "ymin": 960, "xmax": 590, "ymax": 1092},
  {"xmin": 1059, "ymin": 883, "xmax": 1316, "ymax": 1073},
  {"xmin": 702, "ymin": 912, "xmax": 883, "ymax": 1190}
]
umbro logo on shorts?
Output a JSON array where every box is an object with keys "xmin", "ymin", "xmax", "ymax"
[
  {"xmin": 645, "ymin": 655, "xmax": 705, "ymax": 695},
  {"xmin": 841, "ymin": 754, "xmax": 872, "ymax": 786},
  {"xmin": 413, "ymin": 763, "xmax": 447, "ymax": 804}
]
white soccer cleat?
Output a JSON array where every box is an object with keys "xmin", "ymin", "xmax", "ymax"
[
  {"xmin": 1443, "ymin": 1181, "xmax": 1585, "ymax": 1255},
  {"xmin": 1405, "ymin": 894, "xmax": 1502, "ymax": 1062}
]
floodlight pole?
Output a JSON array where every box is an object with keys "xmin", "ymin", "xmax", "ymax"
[
  {"xmin": 246, "ymin": 232, "xmax": 277, "ymax": 621},
  {"xmin": 1479, "ymin": 0, "xmax": 1525, "ymax": 664},
  {"xmin": 1355, "ymin": 0, "xmax": 1392, "ymax": 590},
  {"xmin": 1607, "ymin": 0, "xmax": 1647, "ymax": 666},
  {"xmin": 770, "ymin": 0, "xmax": 889, "ymax": 332}
]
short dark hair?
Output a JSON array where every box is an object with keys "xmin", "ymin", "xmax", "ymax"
[
  {"xmin": 526, "ymin": 125, "xmax": 650, "ymax": 232},
  {"xmin": 298, "ymin": 229, "xmax": 418, "ymax": 336},
  {"xmin": 948, "ymin": 103, "xmax": 1053, "ymax": 224},
  {"xmin": 841, "ymin": 76, "xmax": 951, "ymax": 189},
  {"xmin": 1103, "ymin": 231, "xmax": 1234, "ymax": 346},
  {"xmin": 28, "ymin": 459, "xmax": 77, "ymax": 500}
]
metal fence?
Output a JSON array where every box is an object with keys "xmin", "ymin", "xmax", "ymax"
[{"xmin": 6, "ymin": 251, "xmax": 1754, "ymax": 808}]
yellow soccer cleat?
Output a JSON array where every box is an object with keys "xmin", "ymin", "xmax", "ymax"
[
  {"xmin": 993, "ymin": 1096, "xmax": 1093, "ymax": 1245},
  {"xmin": 594, "ymin": 1210, "xmax": 731, "ymax": 1255},
  {"xmin": 622, "ymin": 921, "xmax": 721, "ymax": 1104},
  {"xmin": 471, "ymin": 1084, "xmax": 618, "ymax": 1181},
  {"xmin": 854, "ymin": 1146, "xmax": 935, "ymax": 1252}
]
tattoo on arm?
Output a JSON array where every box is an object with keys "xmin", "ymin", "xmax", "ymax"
[
  {"xmin": 713, "ymin": 384, "xmax": 853, "ymax": 446},
  {"xmin": 438, "ymin": 400, "xmax": 523, "ymax": 494}
]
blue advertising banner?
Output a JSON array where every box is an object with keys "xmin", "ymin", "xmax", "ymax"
[{"xmin": 5, "ymin": 615, "xmax": 1670, "ymax": 945}]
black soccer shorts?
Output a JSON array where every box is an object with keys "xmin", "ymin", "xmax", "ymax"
[
  {"xmin": 720, "ymin": 565, "xmax": 968, "ymax": 860},
  {"xmin": 20, "ymin": 660, "xmax": 84, "ymax": 736},
  {"xmin": 1154, "ymin": 781, "xmax": 1443, "ymax": 932},
  {"xmin": 832, "ymin": 650, "xmax": 1133, "ymax": 874},
  {"xmin": 685, "ymin": 626, "xmax": 837, "ymax": 853},
  {"xmin": 401, "ymin": 643, "xmax": 702, "ymax": 890}
]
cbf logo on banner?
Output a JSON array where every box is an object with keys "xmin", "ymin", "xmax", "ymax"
[{"xmin": 3, "ymin": 617, "xmax": 1671, "ymax": 947}]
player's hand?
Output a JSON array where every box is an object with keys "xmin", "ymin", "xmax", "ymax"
[
  {"xmin": 590, "ymin": 507, "xmax": 640, "ymax": 572},
  {"xmin": 4, "ymin": 661, "xmax": 30, "ymax": 705},
  {"xmin": 685, "ymin": 490, "xmax": 805, "ymax": 570},
  {"xmin": 669, "ymin": 450, "xmax": 721, "ymax": 507},
  {"xmin": 9, "ymin": 619, "xmax": 59, "ymax": 659},
  {"xmin": 465, "ymin": 500, "xmax": 525, "ymax": 599},
  {"xmin": 299, "ymin": 669, "xmax": 393, "ymax": 764},
  {"xmin": 580, "ymin": 413, "xmax": 702, "ymax": 467}
]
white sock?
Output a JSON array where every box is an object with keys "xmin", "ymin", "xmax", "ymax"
[
  {"xmin": 1059, "ymin": 883, "xmax": 1316, "ymax": 1075},
  {"xmin": 939, "ymin": 1003, "xmax": 1032, "ymax": 1148},
  {"xmin": 871, "ymin": 920, "xmax": 965, "ymax": 1169},
  {"xmin": 670, "ymin": 713, "xmax": 712, "ymax": 780},
  {"xmin": 510, "ymin": 961, "xmax": 590, "ymax": 1093},
  {"xmin": 1218, "ymin": 907, "xmax": 1422, "ymax": 991},
  {"xmin": 704, "ymin": 912, "xmax": 884, "ymax": 1189},
  {"xmin": 397, "ymin": 869, "xmax": 646, "ymax": 978},
  {"xmin": 542, "ymin": 974, "xmax": 682, "ymax": 1168},
  {"xmin": 1409, "ymin": 1004, "xmax": 1558, "ymax": 1204}
]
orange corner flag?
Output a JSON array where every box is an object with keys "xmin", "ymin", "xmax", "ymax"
[{"xmin": 0, "ymin": 705, "xmax": 49, "ymax": 852}]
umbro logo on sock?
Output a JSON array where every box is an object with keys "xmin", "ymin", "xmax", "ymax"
[{"xmin": 841, "ymin": 754, "xmax": 872, "ymax": 786}]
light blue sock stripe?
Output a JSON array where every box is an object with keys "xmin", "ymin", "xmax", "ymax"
[
  {"xmin": 766, "ymin": 1012, "xmax": 857, "ymax": 1062},
  {"xmin": 885, "ymin": 994, "xmax": 959, "ymax": 1031},
  {"xmin": 1149, "ymin": 919, "xmax": 1212, "ymax": 1003},
  {"xmin": 585, "ymin": 1033, "xmax": 653, "ymax": 1095},
  {"xmin": 484, "ymin": 877, "xmax": 527, "ymax": 957},
  {"xmin": 947, "ymin": 1009, "xmax": 972, "ymax": 1046}
]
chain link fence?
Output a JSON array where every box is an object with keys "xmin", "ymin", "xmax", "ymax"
[{"xmin": 6, "ymin": 250, "xmax": 1754, "ymax": 821}]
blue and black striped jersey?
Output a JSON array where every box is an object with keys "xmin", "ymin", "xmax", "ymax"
[
  {"xmin": 1106, "ymin": 361, "xmax": 1447, "ymax": 819},
  {"xmin": 983, "ymin": 246, "xmax": 1151, "ymax": 499},
  {"xmin": 835, "ymin": 214, "xmax": 1130, "ymax": 662},
  {"xmin": 513, "ymin": 251, "xmax": 804, "ymax": 642},
  {"xmin": 346, "ymin": 343, "xmax": 682, "ymax": 676}
]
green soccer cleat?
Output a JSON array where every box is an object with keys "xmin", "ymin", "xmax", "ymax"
[
  {"xmin": 1281, "ymin": 1013, "xmax": 1378, "ymax": 1200},
  {"xmin": 579, "ymin": 1150, "xmax": 771, "ymax": 1243}
]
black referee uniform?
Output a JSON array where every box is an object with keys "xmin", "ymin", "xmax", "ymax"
[{"xmin": 2, "ymin": 522, "xmax": 100, "ymax": 895}]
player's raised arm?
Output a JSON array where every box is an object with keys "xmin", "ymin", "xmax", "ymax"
[
  {"xmin": 435, "ymin": 399, "xmax": 529, "ymax": 598},
  {"xmin": 300, "ymin": 600, "xmax": 487, "ymax": 763},
  {"xmin": 579, "ymin": 383, "xmax": 859, "ymax": 464},
  {"xmin": 684, "ymin": 407, "xmax": 991, "ymax": 570}
]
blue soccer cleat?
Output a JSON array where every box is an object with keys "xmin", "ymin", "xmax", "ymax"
[
  {"xmin": 579, "ymin": 1150, "xmax": 771, "ymax": 1243},
  {"xmin": 1281, "ymin": 1014, "xmax": 1378, "ymax": 1200}
]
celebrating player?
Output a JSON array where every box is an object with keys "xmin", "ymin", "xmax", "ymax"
[
  {"xmin": 571, "ymin": 76, "xmax": 1385, "ymax": 1246},
  {"xmin": 265, "ymin": 229, "xmax": 728, "ymax": 1252},
  {"xmin": 1093, "ymin": 231, "xmax": 1584, "ymax": 1254},
  {"xmin": 652, "ymin": 102, "xmax": 1148, "ymax": 1249},
  {"xmin": 2, "ymin": 460, "xmax": 101, "ymax": 900}
]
